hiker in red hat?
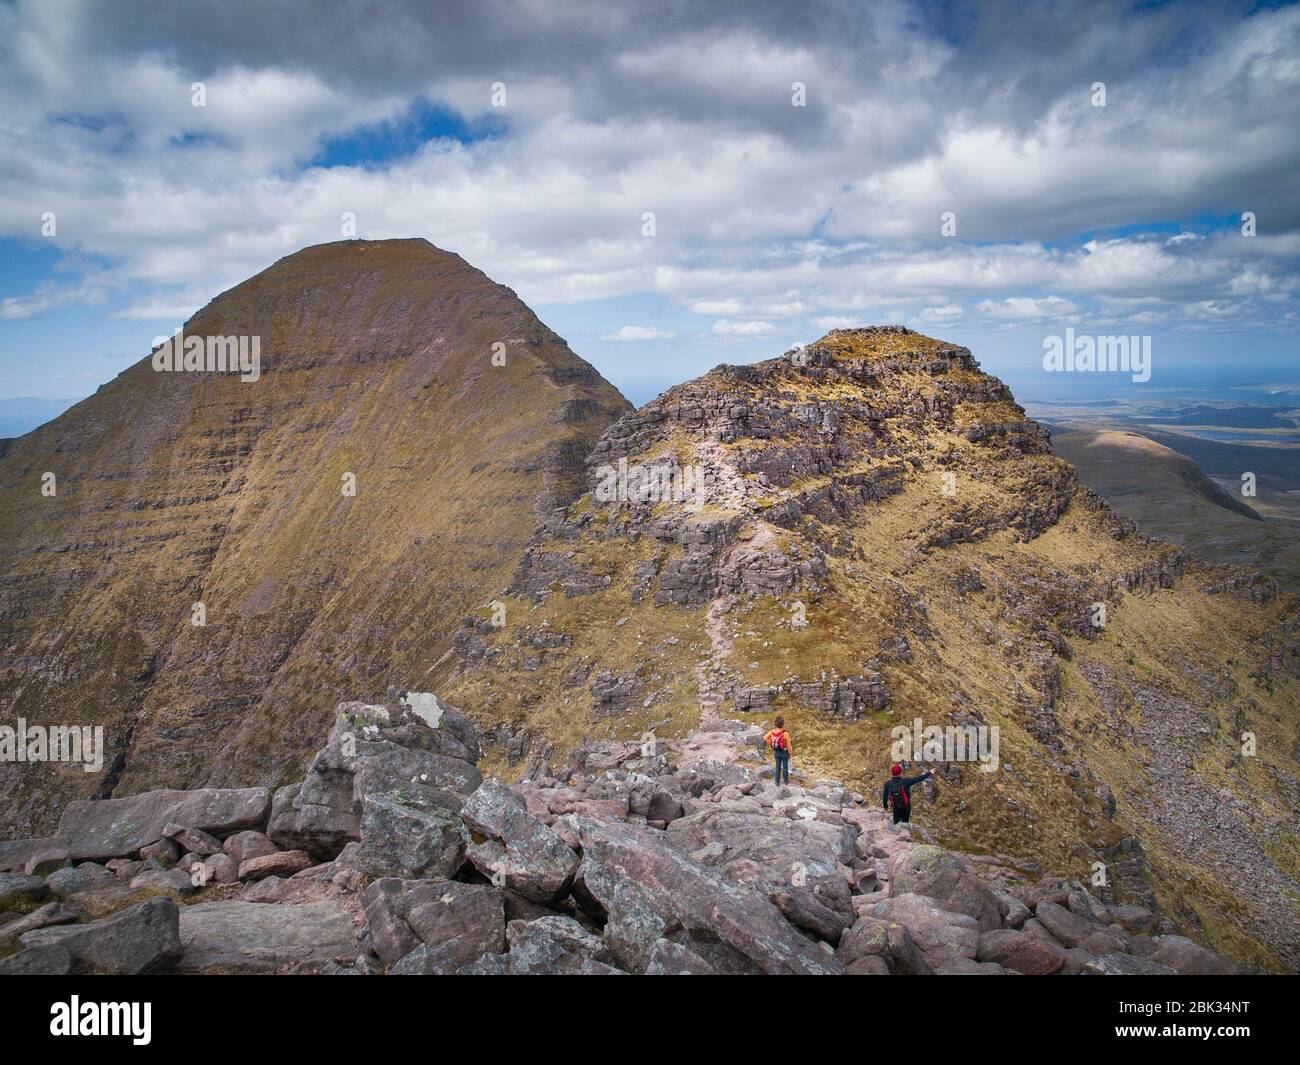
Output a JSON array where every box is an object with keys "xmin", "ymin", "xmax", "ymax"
[{"xmin": 882, "ymin": 762, "xmax": 932, "ymax": 825}]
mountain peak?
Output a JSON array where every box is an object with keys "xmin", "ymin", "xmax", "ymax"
[
  {"xmin": 444, "ymin": 330, "xmax": 1298, "ymax": 972},
  {"xmin": 0, "ymin": 242, "xmax": 629, "ymax": 836}
]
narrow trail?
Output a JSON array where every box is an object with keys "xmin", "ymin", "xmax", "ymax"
[{"xmin": 694, "ymin": 597, "xmax": 734, "ymax": 728}]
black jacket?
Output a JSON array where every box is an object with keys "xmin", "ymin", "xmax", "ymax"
[{"xmin": 882, "ymin": 770, "xmax": 932, "ymax": 809}]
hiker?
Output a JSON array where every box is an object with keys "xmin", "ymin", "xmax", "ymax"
[
  {"xmin": 764, "ymin": 715, "xmax": 792, "ymax": 785},
  {"xmin": 882, "ymin": 762, "xmax": 932, "ymax": 824}
]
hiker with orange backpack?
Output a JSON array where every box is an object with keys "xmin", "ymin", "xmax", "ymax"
[
  {"xmin": 764, "ymin": 715, "xmax": 793, "ymax": 785},
  {"xmin": 882, "ymin": 762, "xmax": 932, "ymax": 825}
]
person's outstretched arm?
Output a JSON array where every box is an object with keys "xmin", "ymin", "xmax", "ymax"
[{"xmin": 902, "ymin": 770, "xmax": 933, "ymax": 787}]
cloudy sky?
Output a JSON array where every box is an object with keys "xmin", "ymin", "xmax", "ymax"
[{"xmin": 1, "ymin": 0, "xmax": 1297, "ymax": 422}]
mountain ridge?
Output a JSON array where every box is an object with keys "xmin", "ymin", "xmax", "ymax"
[{"xmin": 441, "ymin": 325, "xmax": 1299, "ymax": 971}]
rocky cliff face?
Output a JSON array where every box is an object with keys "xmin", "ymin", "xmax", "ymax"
[
  {"xmin": 0, "ymin": 239, "xmax": 630, "ymax": 836},
  {"xmin": 443, "ymin": 326, "xmax": 1299, "ymax": 972}
]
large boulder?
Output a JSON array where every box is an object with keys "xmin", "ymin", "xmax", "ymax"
[
  {"xmin": 458, "ymin": 917, "xmax": 625, "ymax": 975},
  {"xmin": 889, "ymin": 845, "xmax": 1001, "ymax": 931},
  {"xmin": 33, "ymin": 789, "xmax": 273, "ymax": 864},
  {"xmin": 0, "ymin": 943, "xmax": 73, "ymax": 974},
  {"xmin": 1033, "ymin": 899, "xmax": 1095, "ymax": 948},
  {"xmin": 354, "ymin": 793, "xmax": 466, "ymax": 880},
  {"xmin": 1150, "ymin": 935, "xmax": 1234, "ymax": 975},
  {"xmin": 866, "ymin": 893, "xmax": 981, "ymax": 969},
  {"xmin": 363, "ymin": 877, "xmax": 504, "ymax": 970},
  {"xmin": 268, "ymin": 698, "xmax": 482, "ymax": 857},
  {"xmin": 665, "ymin": 808, "xmax": 855, "ymax": 924},
  {"xmin": 19, "ymin": 897, "xmax": 182, "ymax": 974},
  {"xmin": 176, "ymin": 900, "xmax": 358, "ymax": 974},
  {"xmin": 460, "ymin": 782, "xmax": 578, "ymax": 903},
  {"xmin": 837, "ymin": 914, "xmax": 934, "ymax": 975},
  {"xmin": 976, "ymin": 929, "xmax": 1066, "ymax": 975},
  {"xmin": 571, "ymin": 817, "xmax": 842, "ymax": 975},
  {"xmin": 46, "ymin": 863, "xmax": 118, "ymax": 898}
]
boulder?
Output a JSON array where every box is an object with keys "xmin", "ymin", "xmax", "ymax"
[
  {"xmin": 163, "ymin": 824, "xmax": 223, "ymax": 856},
  {"xmin": 1150, "ymin": 935, "xmax": 1234, "ymax": 975},
  {"xmin": 45, "ymin": 863, "xmax": 117, "ymax": 898},
  {"xmin": 176, "ymin": 900, "xmax": 357, "ymax": 974},
  {"xmin": 266, "ymin": 779, "xmax": 358, "ymax": 858},
  {"xmin": 866, "ymin": 893, "xmax": 981, "ymax": 969},
  {"xmin": 267, "ymin": 698, "xmax": 481, "ymax": 858},
  {"xmin": 222, "ymin": 830, "xmax": 278, "ymax": 865},
  {"xmin": 976, "ymin": 929, "xmax": 1065, "ymax": 975},
  {"xmin": 994, "ymin": 888, "xmax": 1031, "ymax": 930},
  {"xmin": 1083, "ymin": 952, "xmax": 1178, "ymax": 976},
  {"xmin": 0, "ymin": 872, "xmax": 50, "ymax": 909},
  {"xmin": 1033, "ymin": 899, "xmax": 1094, "ymax": 948},
  {"xmin": 363, "ymin": 877, "xmax": 504, "ymax": 970},
  {"xmin": 19, "ymin": 897, "xmax": 182, "ymax": 974},
  {"xmin": 355, "ymin": 793, "xmax": 465, "ymax": 880},
  {"xmin": 460, "ymin": 781, "xmax": 578, "ymax": 903},
  {"xmin": 238, "ymin": 850, "xmax": 313, "ymax": 881},
  {"xmin": 24, "ymin": 846, "xmax": 71, "ymax": 876},
  {"xmin": 456, "ymin": 916, "xmax": 625, "ymax": 975},
  {"xmin": 838, "ymin": 914, "xmax": 934, "ymax": 975},
  {"xmin": 52, "ymin": 788, "xmax": 271, "ymax": 862},
  {"xmin": 665, "ymin": 808, "xmax": 855, "ymax": 924},
  {"xmin": 889, "ymin": 845, "xmax": 1001, "ymax": 931},
  {"xmin": 194, "ymin": 852, "xmax": 239, "ymax": 886},
  {"xmin": 0, "ymin": 901, "xmax": 82, "ymax": 946},
  {"xmin": 645, "ymin": 938, "xmax": 716, "ymax": 975},
  {"xmin": 772, "ymin": 886, "xmax": 853, "ymax": 944},
  {"xmin": 572, "ymin": 817, "xmax": 841, "ymax": 975},
  {"xmin": 139, "ymin": 838, "xmax": 179, "ymax": 866},
  {"xmin": 1066, "ymin": 888, "xmax": 1109, "ymax": 924},
  {"xmin": 129, "ymin": 867, "xmax": 197, "ymax": 894},
  {"xmin": 648, "ymin": 789, "xmax": 685, "ymax": 826},
  {"xmin": 1109, "ymin": 903, "xmax": 1159, "ymax": 933},
  {"xmin": 0, "ymin": 943, "xmax": 73, "ymax": 975}
]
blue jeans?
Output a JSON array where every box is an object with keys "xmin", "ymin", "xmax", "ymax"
[{"xmin": 773, "ymin": 749, "xmax": 790, "ymax": 785}]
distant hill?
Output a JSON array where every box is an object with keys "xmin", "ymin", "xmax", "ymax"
[{"xmin": 1053, "ymin": 429, "xmax": 1300, "ymax": 591}]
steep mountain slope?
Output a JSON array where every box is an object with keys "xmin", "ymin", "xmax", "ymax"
[
  {"xmin": 1054, "ymin": 429, "xmax": 1300, "ymax": 590},
  {"xmin": 0, "ymin": 239, "xmax": 630, "ymax": 836},
  {"xmin": 443, "ymin": 327, "xmax": 1300, "ymax": 971}
]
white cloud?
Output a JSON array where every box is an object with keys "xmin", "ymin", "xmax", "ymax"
[
  {"xmin": 601, "ymin": 325, "xmax": 676, "ymax": 341},
  {"xmin": 974, "ymin": 295, "xmax": 1081, "ymax": 320},
  {"xmin": 711, "ymin": 319, "xmax": 776, "ymax": 336},
  {"xmin": 0, "ymin": 0, "xmax": 1294, "ymax": 347}
]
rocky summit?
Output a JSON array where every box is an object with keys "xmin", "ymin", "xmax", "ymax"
[
  {"xmin": 443, "ymin": 326, "xmax": 1298, "ymax": 972},
  {"xmin": 0, "ymin": 692, "xmax": 1237, "ymax": 976},
  {"xmin": 0, "ymin": 239, "xmax": 629, "ymax": 836}
]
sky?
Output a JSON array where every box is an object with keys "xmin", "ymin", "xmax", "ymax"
[{"xmin": 0, "ymin": 0, "xmax": 1297, "ymax": 424}]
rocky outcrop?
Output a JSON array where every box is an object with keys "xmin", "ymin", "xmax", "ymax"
[{"xmin": 0, "ymin": 693, "xmax": 1238, "ymax": 977}]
